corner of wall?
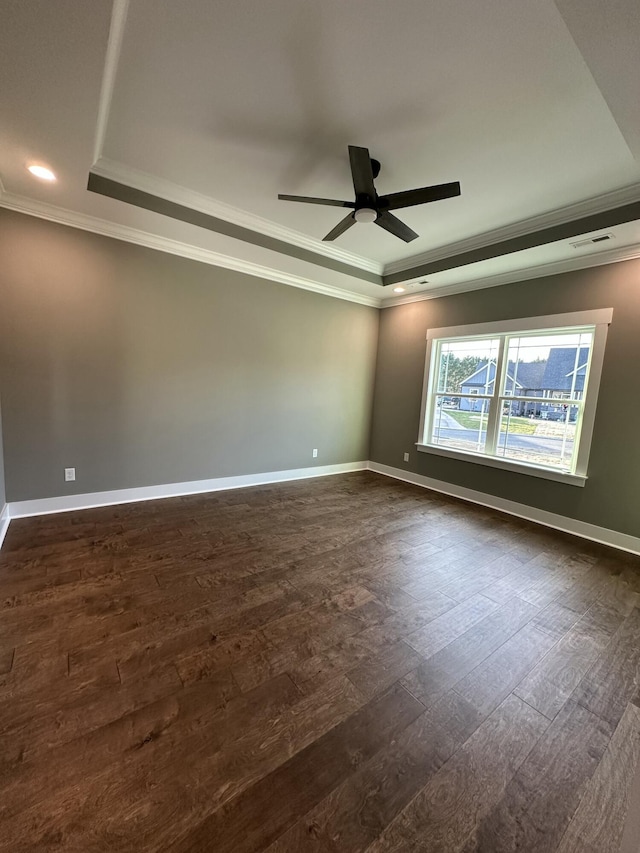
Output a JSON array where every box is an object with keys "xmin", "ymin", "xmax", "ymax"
[
  {"xmin": 0, "ymin": 396, "xmax": 8, "ymax": 549},
  {"xmin": 0, "ymin": 504, "xmax": 9, "ymax": 551}
]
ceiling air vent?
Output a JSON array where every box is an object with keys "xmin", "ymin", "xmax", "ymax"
[{"xmin": 570, "ymin": 233, "xmax": 614, "ymax": 249}]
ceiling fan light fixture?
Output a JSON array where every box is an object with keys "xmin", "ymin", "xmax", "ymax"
[{"xmin": 354, "ymin": 207, "xmax": 377, "ymax": 224}]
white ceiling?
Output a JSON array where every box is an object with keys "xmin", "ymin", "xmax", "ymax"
[{"xmin": 1, "ymin": 0, "xmax": 640, "ymax": 306}]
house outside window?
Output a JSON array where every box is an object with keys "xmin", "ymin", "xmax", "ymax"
[{"xmin": 417, "ymin": 309, "xmax": 613, "ymax": 486}]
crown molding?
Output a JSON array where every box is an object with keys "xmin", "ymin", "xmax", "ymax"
[
  {"xmin": 4, "ymin": 184, "xmax": 637, "ymax": 313},
  {"xmin": 0, "ymin": 189, "xmax": 381, "ymax": 308},
  {"xmin": 91, "ymin": 158, "xmax": 382, "ymax": 277},
  {"xmin": 381, "ymin": 241, "xmax": 640, "ymax": 307},
  {"xmin": 4, "ymin": 183, "xmax": 638, "ymax": 313},
  {"xmin": 383, "ymin": 181, "xmax": 640, "ymax": 278}
]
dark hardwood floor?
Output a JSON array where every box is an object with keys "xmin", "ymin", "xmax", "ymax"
[{"xmin": 1, "ymin": 471, "xmax": 639, "ymax": 852}]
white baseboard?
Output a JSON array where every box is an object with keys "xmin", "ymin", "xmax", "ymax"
[
  {"xmin": 0, "ymin": 504, "xmax": 9, "ymax": 550},
  {"xmin": 6, "ymin": 461, "xmax": 368, "ymax": 520},
  {"xmin": 3, "ymin": 461, "xmax": 638, "ymax": 559},
  {"xmin": 368, "ymin": 461, "xmax": 640, "ymax": 556}
]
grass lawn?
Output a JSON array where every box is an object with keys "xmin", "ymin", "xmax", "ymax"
[{"xmin": 447, "ymin": 410, "xmax": 538, "ymax": 435}]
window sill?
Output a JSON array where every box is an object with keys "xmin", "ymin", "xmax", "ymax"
[{"xmin": 415, "ymin": 443, "xmax": 587, "ymax": 487}]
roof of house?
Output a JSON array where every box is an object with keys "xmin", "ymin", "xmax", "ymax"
[
  {"xmin": 510, "ymin": 360, "xmax": 547, "ymax": 389},
  {"xmin": 461, "ymin": 360, "xmax": 546, "ymax": 390},
  {"xmin": 541, "ymin": 347, "xmax": 589, "ymax": 391},
  {"xmin": 460, "ymin": 348, "xmax": 589, "ymax": 393}
]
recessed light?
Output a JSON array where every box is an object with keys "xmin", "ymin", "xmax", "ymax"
[
  {"xmin": 27, "ymin": 165, "xmax": 56, "ymax": 181},
  {"xmin": 393, "ymin": 286, "xmax": 406, "ymax": 294}
]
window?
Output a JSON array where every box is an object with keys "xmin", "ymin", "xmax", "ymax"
[{"xmin": 417, "ymin": 309, "xmax": 612, "ymax": 486}]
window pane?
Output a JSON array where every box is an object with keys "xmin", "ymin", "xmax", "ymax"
[
  {"xmin": 430, "ymin": 395, "xmax": 491, "ymax": 454},
  {"xmin": 496, "ymin": 403, "xmax": 579, "ymax": 470},
  {"xmin": 503, "ymin": 331, "xmax": 593, "ymax": 415},
  {"xmin": 436, "ymin": 338, "xmax": 500, "ymax": 396},
  {"xmin": 423, "ymin": 318, "xmax": 603, "ymax": 479}
]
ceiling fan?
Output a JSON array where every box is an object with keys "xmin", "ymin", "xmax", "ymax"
[{"xmin": 278, "ymin": 145, "xmax": 460, "ymax": 243}]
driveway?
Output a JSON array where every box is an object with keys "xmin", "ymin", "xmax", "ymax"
[{"xmin": 433, "ymin": 409, "xmax": 464, "ymax": 430}]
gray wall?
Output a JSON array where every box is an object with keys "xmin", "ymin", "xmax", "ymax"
[
  {"xmin": 370, "ymin": 260, "xmax": 640, "ymax": 538},
  {"xmin": 3, "ymin": 204, "xmax": 639, "ymax": 539},
  {"xmin": 0, "ymin": 210, "xmax": 379, "ymax": 502}
]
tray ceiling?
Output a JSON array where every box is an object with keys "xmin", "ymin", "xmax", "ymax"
[{"xmin": 1, "ymin": 0, "xmax": 639, "ymax": 306}]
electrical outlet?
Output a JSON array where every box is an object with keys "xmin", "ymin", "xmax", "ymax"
[
  {"xmin": 64, "ymin": 467, "xmax": 76, "ymax": 482},
  {"xmin": 403, "ymin": 452, "xmax": 410, "ymax": 462},
  {"xmin": 312, "ymin": 449, "xmax": 318, "ymax": 458}
]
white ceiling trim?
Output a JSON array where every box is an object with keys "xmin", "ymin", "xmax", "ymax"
[
  {"xmin": 4, "ymin": 183, "xmax": 638, "ymax": 313},
  {"xmin": 92, "ymin": 0, "xmax": 130, "ymax": 164},
  {"xmin": 381, "ymin": 241, "xmax": 640, "ymax": 307},
  {"xmin": 91, "ymin": 158, "xmax": 382, "ymax": 276},
  {"xmin": 0, "ymin": 188, "xmax": 381, "ymax": 309},
  {"xmin": 385, "ymin": 180, "xmax": 640, "ymax": 278}
]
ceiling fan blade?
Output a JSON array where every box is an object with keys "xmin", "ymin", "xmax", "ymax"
[
  {"xmin": 380, "ymin": 181, "xmax": 461, "ymax": 211},
  {"xmin": 375, "ymin": 211, "xmax": 419, "ymax": 243},
  {"xmin": 278, "ymin": 194, "xmax": 354, "ymax": 207},
  {"xmin": 322, "ymin": 213, "xmax": 356, "ymax": 242},
  {"xmin": 348, "ymin": 146, "xmax": 376, "ymax": 200}
]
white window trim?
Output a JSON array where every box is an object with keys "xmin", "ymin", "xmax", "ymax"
[{"xmin": 417, "ymin": 308, "xmax": 613, "ymax": 488}]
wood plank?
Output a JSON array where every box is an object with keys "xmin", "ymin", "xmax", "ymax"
[
  {"xmin": 401, "ymin": 596, "xmax": 538, "ymax": 708},
  {"xmin": 0, "ymin": 669, "xmax": 286, "ymax": 824},
  {"xmin": 400, "ymin": 548, "xmax": 477, "ymax": 600},
  {"xmin": 169, "ymin": 683, "xmax": 425, "ymax": 853},
  {"xmin": 283, "ymin": 593, "xmax": 457, "ymax": 697},
  {"xmin": 572, "ymin": 606, "xmax": 640, "ymax": 727},
  {"xmin": 380, "ymin": 591, "xmax": 458, "ymax": 634},
  {"xmin": 248, "ymin": 601, "xmax": 393, "ymax": 696},
  {"xmin": 619, "ymin": 738, "xmax": 640, "ymax": 853},
  {"xmin": 514, "ymin": 597, "xmax": 626, "ymax": 719},
  {"xmin": 454, "ymin": 623, "xmax": 556, "ymax": 717},
  {"xmin": 481, "ymin": 551, "xmax": 560, "ymax": 605},
  {"xmin": 286, "ymin": 623, "xmax": 398, "ymax": 693},
  {"xmin": 518, "ymin": 552, "xmax": 595, "ymax": 608},
  {"xmin": 556, "ymin": 702, "xmax": 640, "ymax": 853},
  {"xmin": 435, "ymin": 553, "xmax": 524, "ymax": 603},
  {"xmin": 404, "ymin": 594, "xmax": 499, "ymax": 659},
  {"xmin": 368, "ymin": 694, "xmax": 548, "ymax": 852},
  {"xmin": 346, "ymin": 640, "xmax": 425, "ymax": 700},
  {"xmin": 464, "ymin": 700, "xmax": 613, "ymax": 852},
  {"xmin": 0, "ymin": 657, "xmax": 180, "ymax": 765},
  {"xmin": 0, "ymin": 674, "xmax": 364, "ymax": 852},
  {"xmin": 265, "ymin": 690, "xmax": 484, "ymax": 853},
  {"xmin": 560, "ymin": 560, "xmax": 613, "ymax": 614},
  {"xmin": 0, "ymin": 639, "xmax": 68, "ymax": 697},
  {"xmin": 0, "ymin": 648, "xmax": 14, "ymax": 675},
  {"xmin": 531, "ymin": 600, "xmax": 582, "ymax": 640}
]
